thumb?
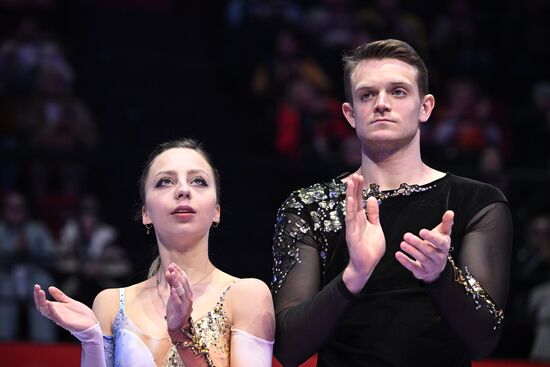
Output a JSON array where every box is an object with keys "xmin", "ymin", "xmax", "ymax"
[
  {"xmin": 440, "ymin": 210, "xmax": 454, "ymax": 235},
  {"xmin": 48, "ymin": 286, "xmax": 72, "ymax": 303},
  {"xmin": 366, "ymin": 196, "xmax": 380, "ymax": 225}
]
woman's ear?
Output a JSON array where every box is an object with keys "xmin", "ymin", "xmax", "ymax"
[
  {"xmin": 142, "ymin": 206, "xmax": 151, "ymax": 225},
  {"xmin": 214, "ymin": 204, "xmax": 221, "ymax": 224}
]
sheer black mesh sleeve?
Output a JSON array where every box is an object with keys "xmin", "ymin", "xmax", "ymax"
[
  {"xmin": 424, "ymin": 201, "xmax": 512, "ymax": 359},
  {"xmin": 272, "ymin": 213, "xmax": 357, "ymax": 367}
]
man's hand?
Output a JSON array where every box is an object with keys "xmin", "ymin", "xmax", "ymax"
[
  {"xmin": 343, "ymin": 174, "xmax": 386, "ymax": 294},
  {"xmin": 395, "ymin": 210, "xmax": 454, "ymax": 283}
]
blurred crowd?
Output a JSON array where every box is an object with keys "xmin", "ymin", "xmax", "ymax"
[
  {"xmin": 0, "ymin": 10, "xmax": 132, "ymax": 342},
  {"xmin": 0, "ymin": 0, "xmax": 549, "ymax": 361}
]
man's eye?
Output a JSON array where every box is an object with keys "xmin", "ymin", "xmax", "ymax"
[{"xmin": 393, "ymin": 88, "xmax": 406, "ymax": 96}]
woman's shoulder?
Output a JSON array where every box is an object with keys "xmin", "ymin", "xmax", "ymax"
[
  {"xmin": 226, "ymin": 278, "xmax": 273, "ymax": 316},
  {"xmin": 224, "ymin": 277, "xmax": 275, "ymax": 340},
  {"xmin": 93, "ymin": 288, "xmax": 119, "ymax": 311},
  {"xmin": 92, "ymin": 287, "xmax": 121, "ymax": 335},
  {"xmin": 211, "ymin": 271, "xmax": 269, "ymax": 298},
  {"xmin": 92, "ymin": 281, "xmax": 149, "ymax": 321},
  {"xmin": 229, "ymin": 278, "xmax": 271, "ymax": 296}
]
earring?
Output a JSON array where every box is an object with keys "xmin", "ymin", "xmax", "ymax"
[
  {"xmin": 211, "ymin": 221, "xmax": 219, "ymax": 228},
  {"xmin": 145, "ymin": 223, "xmax": 152, "ymax": 235}
]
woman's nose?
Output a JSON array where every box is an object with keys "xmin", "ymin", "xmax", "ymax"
[{"xmin": 175, "ymin": 182, "xmax": 191, "ymax": 199}]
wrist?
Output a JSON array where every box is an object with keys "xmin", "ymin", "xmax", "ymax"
[
  {"xmin": 167, "ymin": 316, "xmax": 193, "ymax": 340},
  {"xmin": 71, "ymin": 322, "xmax": 102, "ymax": 344},
  {"xmin": 168, "ymin": 317, "xmax": 210, "ymax": 358},
  {"xmin": 342, "ymin": 265, "xmax": 371, "ymax": 294},
  {"xmin": 422, "ymin": 272, "xmax": 441, "ymax": 284}
]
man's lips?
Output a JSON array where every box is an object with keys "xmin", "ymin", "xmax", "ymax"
[{"xmin": 371, "ymin": 118, "xmax": 395, "ymax": 124}]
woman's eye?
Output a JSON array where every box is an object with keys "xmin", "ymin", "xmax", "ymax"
[
  {"xmin": 156, "ymin": 177, "xmax": 174, "ymax": 187},
  {"xmin": 191, "ymin": 177, "xmax": 208, "ymax": 186}
]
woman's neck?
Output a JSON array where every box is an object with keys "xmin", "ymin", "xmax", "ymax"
[{"xmin": 156, "ymin": 237, "xmax": 214, "ymax": 286}]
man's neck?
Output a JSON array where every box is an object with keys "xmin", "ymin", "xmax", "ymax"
[{"xmin": 358, "ymin": 143, "xmax": 443, "ymax": 190}]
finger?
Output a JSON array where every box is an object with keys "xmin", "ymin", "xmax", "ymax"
[
  {"xmin": 33, "ymin": 284, "xmax": 42, "ymax": 311},
  {"xmin": 166, "ymin": 270, "xmax": 178, "ymax": 288},
  {"xmin": 167, "ymin": 270, "xmax": 192, "ymax": 301},
  {"xmin": 399, "ymin": 241, "xmax": 429, "ymax": 264},
  {"xmin": 170, "ymin": 262, "xmax": 182, "ymax": 274},
  {"xmin": 172, "ymin": 265, "xmax": 189, "ymax": 289},
  {"xmin": 168, "ymin": 286, "xmax": 184, "ymax": 306},
  {"xmin": 37, "ymin": 293, "xmax": 53, "ymax": 318},
  {"xmin": 440, "ymin": 210, "xmax": 454, "ymax": 235},
  {"xmin": 48, "ymin": 286, "xmax": 72, "ymax": 303},
  {"xmin": 418, "ymin": 229, "xmax": 450, "ymax": 253},
  {"xmin": 354, "ymin": 175, "xmax": 364, "ymax": 213},
  {"xmin": 180, "ymin": 274, "xmax": 193, "ymax": 300},
  {"xmin": 403, "ymin": 233, "xmax": 438, "ymax": 259},
  {"xmin": 395, "ymin": 251, "xmax": 421, "ymax": 273},
  {"xmin": 175, "ymin": 285, "xmax": 186, "ymax": 298},
  {"xmin": 35, "ymin": 287, "xmax": 49, "ymax": 314},
  {"xmin": 365, "ymin": 196, "xmax": 379, "ymax": 225},
  {"xmin": 346, "ymin": 179, "xmax": 356, "ymax": 224}
]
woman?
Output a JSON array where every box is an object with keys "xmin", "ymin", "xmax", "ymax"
[{"xmin": 34, "ymin": 139, "xmax": 275, "ymax": 366}]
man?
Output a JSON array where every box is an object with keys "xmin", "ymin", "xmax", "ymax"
[{"xmin": 271, "ymin": 39, "xmax": 512, "ymax": 367}]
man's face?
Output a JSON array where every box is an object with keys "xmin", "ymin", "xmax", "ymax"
[{"xmin": 342, "ymin": 58, "xmax": 434, "ymax": 152}]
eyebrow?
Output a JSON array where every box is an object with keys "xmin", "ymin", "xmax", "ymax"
[
  {"xmin": 187, "ymin": 169, "xmax": 209, "ymax": 177},
  {"xmin": 356, "ymin": 81, "xmax": 413, "ymax": 90},
  {"xmin": 153, "ymin": 169, "xmax": 210, "ymax": 178}
]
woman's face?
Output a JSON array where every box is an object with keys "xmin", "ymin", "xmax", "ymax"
[{"xmin": 141, "ymin": 148, "xmax": 220, "ymax": 241}]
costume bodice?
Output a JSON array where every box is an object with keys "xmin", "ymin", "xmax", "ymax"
[{"xmin": 105, "ymin": 283, "xmax": 234, "ymax": 367}]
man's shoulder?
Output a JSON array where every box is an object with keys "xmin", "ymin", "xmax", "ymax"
[
  {"xmin": 446, "ymin": 173, "xmax": 508, "ymax": 203},
  {"xmin": 283, "ymin": 177, "xmax": 346, "ymax": 207}
]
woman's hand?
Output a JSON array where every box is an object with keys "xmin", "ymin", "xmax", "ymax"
[
  {"xmin": 343, "ymin": 174, "xmax": 386, "ymax": 294},
  {"xmin": 33, "ymin": 284, "xmax": 98, "ymax": 332},
  {"xmin": 165, "ymin": 263, "xmax": 194, "ymax": 331}
]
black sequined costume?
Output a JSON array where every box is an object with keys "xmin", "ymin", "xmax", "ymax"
[{"xmin": 272, "ymin": 173, "xmax": 512, "ymax": 367}]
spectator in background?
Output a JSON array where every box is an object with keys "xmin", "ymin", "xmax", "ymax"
[
  {"xmin": 430, "ymin": 0, "xmax": 494, "ymax": 79},
  {"xmin": 17, "ymin": 44, "xmax": 98, "ymax": 197},
  {"xmin": 0, "ymin": 17, "xmax": 53, "ymax": 191},
  {"xmin": 303, "ymin": 0, "xmax": 358, "ymax": 51},
  {"xmin": 528, "ymin": 278, "xmax": 550, "ymax": 362},
  {"xmin": 225, "ymin": 0, "xmax": 303, "ymax": 30},
  {"xmin": 275, "ymin": 78, "xmax": 352, "ymax": 165},
  {"xmin": 518, "ymin": 214, "xmax": 550, "ymax": 362},
  {"xmin": 510, "ymin": 81, "xmax": 550, "ymax": 170},
  {"xmin": 56, "ymin": 195, "xmax": 132, "ymax": 307},
  {"xmin": 250, "ymin": 27, "xmax": 333, "ymax": 152},
  {"xmin": 0, "ymin": 191, "xmax": 57, "ymax": 341},
  {"xmin": 357, "ymin": 0, "xmax": 429, "ymax": 57},
  {"xmin": 0, "ymin": 17, "xmax": 99, "ymax": 237},
  {"xmin": 431, "ymin": 78, "xmax": 506, "ymax": 167},
  {"xmin": 506, "ymin": 214, "xmax": 550, "ymax": 358},
  {"xmin": 516, "ymin": 215, "xmax": 550, "ymax": 296}
]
